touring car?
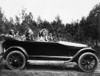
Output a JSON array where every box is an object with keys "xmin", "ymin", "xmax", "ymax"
[{"xmin": 1, "ymin": 38, "xmax": 99, "ymax": 72}]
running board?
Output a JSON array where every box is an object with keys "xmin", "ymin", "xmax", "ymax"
[
  {"xmin": 29, "ymin": 56, "xmax": 73, "ymax": 61},
  {"xmin": 27, "ymin": 60, "xmax": 77, "ymax": 67}
]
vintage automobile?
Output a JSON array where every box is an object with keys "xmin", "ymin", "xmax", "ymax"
[{"xmin": 1, "ymin": 38, "xmax": 99, "ymax": 72}]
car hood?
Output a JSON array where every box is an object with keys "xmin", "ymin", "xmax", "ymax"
[{"xmin": 58, "ymin": 41, "xmax": 88, "ymax": 47}]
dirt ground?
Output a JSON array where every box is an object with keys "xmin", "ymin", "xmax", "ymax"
[{"xmin": 0, "ymin": 61, "xmax": 100, "ymax": 76}]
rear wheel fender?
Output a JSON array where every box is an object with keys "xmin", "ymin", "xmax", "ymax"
[{"xmin": 3, "ymin": 46, "xmax": 28, "ymax": 59}]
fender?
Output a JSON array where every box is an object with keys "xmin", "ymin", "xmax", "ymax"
[
  {"xmin": 77, "ymin": 47, "xmax": 97, "ymax": 55},
  {"xmin": 3, "ymin": 46, "xmax": 28, "ymax": 59},
  {"xmin": 72, "ymin": 47, "xmax": 98, "ymax": 62}
]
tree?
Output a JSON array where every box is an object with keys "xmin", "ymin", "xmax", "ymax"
[
  {"xmin": 20, "ymin": 9, "xmax": 37, "ymax": 35},
  {"xmin": 0, "ymin": 7, "xmax": 6, "ymax": 34},
  {"xmin": 51, "ymin": 16, "xmax": 65, "ymax": 40},
  {"xmin": 86, "ymin": 3, "xmax": 100, "ymax": 44}
]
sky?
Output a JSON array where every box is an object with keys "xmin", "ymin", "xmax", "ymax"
[{"xmin": 0, "ymin": 0, "xmax": 99, "ymax": 24}]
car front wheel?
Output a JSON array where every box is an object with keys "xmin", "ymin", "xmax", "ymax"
[
  {"xmin": 78, "ymin": 52, "xmax": 99, "ymax": 72},
  {"xmin": 6, "ymin": 51, "xmax": 26, "ymax": 70}
]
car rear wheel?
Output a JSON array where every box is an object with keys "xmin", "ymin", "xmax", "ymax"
[
  {"xmin": 78, "ymin": 52, "xmax": 98, "ymax": 72},
  {"xmin": 6, "ymin": 51, "xmax": 26, "ymax": 70}
]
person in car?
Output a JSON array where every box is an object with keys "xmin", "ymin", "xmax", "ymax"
[
  {"xmin": 36, "ymin": 29, "xmax": 53, "ymax": 42},
  {"xmin": 25, "ymin": 27, "xmax": 34, "ymax": 41},
  {"xmin": 9, "ymin": 29, "xmax": 15, "ymax": 38}
]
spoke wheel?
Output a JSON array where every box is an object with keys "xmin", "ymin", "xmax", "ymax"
[
  {"xmin": 6, "ymin": 51, "xmax": 26, "ymax": 70},
  {"xmin": 78, "ymin": 52, "xmax": 98, "ymax": 72}
]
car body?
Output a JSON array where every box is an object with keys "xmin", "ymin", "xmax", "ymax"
[{"xmin": 1, "ymin": 39, "xmax": 99, "ymax": 72}]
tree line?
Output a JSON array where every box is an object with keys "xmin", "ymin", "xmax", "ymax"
[{"xmin": 0, "ymin": 3, "xmax": 100, "ymax": 45}]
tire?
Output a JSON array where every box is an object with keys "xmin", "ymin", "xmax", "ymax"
[
  {"xmin": 6, "ymin": 51, "xmax": 26, "ymax": 70},
  {"xmin": 78, "ymin": 52, "xmax": 99, "ymax": 72}
]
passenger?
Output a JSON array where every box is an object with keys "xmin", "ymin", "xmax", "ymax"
[
  {"xmin": 9, "ymin": 29, "xmax": 15, "ymax": 38},
  {"xmin": 37, "ymin": 29, "xmax": 51, "ymax": 42},
  {"xmin": 41, "ymin": 29, "xmax": 49, "ymax": 41},
  {"xmin": 14, "ymin": 31, "xmax": 21, "ymax": 40},
  {"xmin": 25, "ymin": 27, "xmax": 34, "ymax": 41},
  {"xmin": 20, "ymin": 35, "xmax": 26, "ymax": 41},
  {"xmin": 47, "ymin": 33, "xmax": 53, "ymax": 42}
]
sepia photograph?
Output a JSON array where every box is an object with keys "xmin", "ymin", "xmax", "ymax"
[{"xmin": 0, "ymin": 0, "xmax": 100, "ymax": 76}]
